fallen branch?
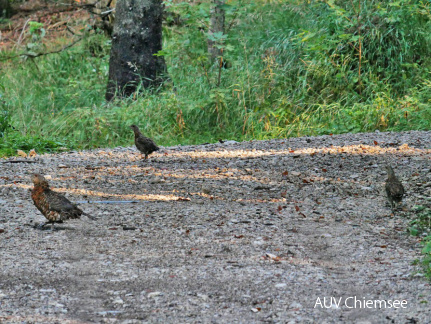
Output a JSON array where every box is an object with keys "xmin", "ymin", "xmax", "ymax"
[
  {"xmin": 25, "ymin": 37, "xmax": 83, "ymax": 58},
  {"xmin": 0, "ymin": 37, "xmax": 83, "ymax": 62}
]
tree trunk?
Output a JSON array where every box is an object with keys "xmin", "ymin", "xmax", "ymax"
[
  {"xmin": 207, "ymin": 0, "xmax": 225, "ymax": 61},
  {"xmin": 0, "ymin": 0, "xmax": 12, "ymax": 18},
  {"xmin": 105, "ymin": 0, "xmax": 167, "ymax": 101}
]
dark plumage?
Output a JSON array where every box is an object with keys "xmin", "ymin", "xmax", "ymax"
[
  {"xmin": 130, "ymin": 124, "xmax": 159, "ymax": 159},
  {"xmin": 31, "ymin": 174, "xmax": 94, "ymax": 229},
  {"xmin": 384, "ymin": 165, "xmax": 405, "ymax": 212}
]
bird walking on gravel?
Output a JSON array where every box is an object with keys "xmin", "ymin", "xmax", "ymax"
[
  {"xmin": 384, "ymin": 165, "xmax": 405, "ymax": 213},
  {"xmin": 31, "ymin": 174, "xmax": 95, "ymax": 230},
  {"xmin": 130, "ymin": 124, "xmax": 159, "ymax": 160}
]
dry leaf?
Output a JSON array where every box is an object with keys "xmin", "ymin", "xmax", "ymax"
[
  {"xmin": 177, "ymin": 197, "xmax": 191, "ymax": 201},
  {"xmin": 374, "ymin": 140, "xmax": 378, "ymax": 145},
  {"xmin": 17, "ymin": 150, "xmax": 27, "ymax": 158},
  {"xmin": 265, "ymin": 253, "xmax": 281, "ymax": 262},
  {"xmin": 295, "ymin": 206, "xmax": 300, "ymax": 212},
  {"xmin": 28, "ymin": 149, "xmax": 37, "ymax": 157}
]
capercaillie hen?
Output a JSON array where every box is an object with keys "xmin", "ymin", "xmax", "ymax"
[
  {"xmin": 130, "ymin": 124, "xmax": 159, "ymax": 159},
  {"xmin": 31, "ymin": 174, "xmax": 95, "ymax": 229},
  {"xmin": 384, "ymin": 165, "xmax": 405, "ymax": 212}
]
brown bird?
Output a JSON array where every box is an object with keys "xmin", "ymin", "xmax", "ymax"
[
  {"xmin": 384, "ymin": 165, "xmax": 405, "ymax": 212},
  {"xmin": 31, "ymin": 174, "xmax": 95, "ymax": 230},
  {"xmin": 130, "ymin": 124, "xmax": 159, "ymax": 159}
]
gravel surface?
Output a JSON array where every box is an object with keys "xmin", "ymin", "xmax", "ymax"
[{"xmin": 1, "ymin": 130, "xmax": 431, "ymax": 323}]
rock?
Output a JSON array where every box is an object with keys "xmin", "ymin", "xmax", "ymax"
[
  {"xmin": 148, "ymin": 292, "xmax": 163, "ymax": 298},
  {"xmin": 113, "ymin": 297, "xmax": 124, "ymax": 304}
]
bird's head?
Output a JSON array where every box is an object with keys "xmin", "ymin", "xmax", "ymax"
[
  {"xmin": 384, "ymin": 164, "xmax": 395, "ymax": 177},
  {"xmin": 32, "ymin": 173, "xmax": 49, "ymax": 188},
  {"xmin": 130, "ymin": 124, "xmax": 140, "ymax": 132}
]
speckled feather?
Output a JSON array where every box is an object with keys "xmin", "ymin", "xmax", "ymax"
[
  {"xmin": 31, "ymin": 174, "xmax": 85, "ymax": 222},
  {"xmin": 385, "ymin": 165, "xmax": 405, "ymax": 210}
]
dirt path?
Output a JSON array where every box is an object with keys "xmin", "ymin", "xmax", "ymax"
[{"xmin": 1, "ymin": 131, "xmax": 430, "ymax": 323}]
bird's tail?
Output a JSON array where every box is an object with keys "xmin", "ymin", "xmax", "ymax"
[{"xmin": 83, "ymin": 212, "xmax": 97, "ymax": 221}]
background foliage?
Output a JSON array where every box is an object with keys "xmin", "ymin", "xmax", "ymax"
[{"xmin": 1, "ymin": 0, "xmax": 431, "ymax": 157}]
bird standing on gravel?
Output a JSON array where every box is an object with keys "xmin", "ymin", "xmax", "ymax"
[
  {"xmin": 384, "ymin": 165, "xmax": 405, "ymax": 212},
  {"xmin": 130, "ymin": 124, "xmax": 159, "ymax": 159},
  {"xmin": 31, "ymin": 173, "xmax": 95, "ymax": 230}
]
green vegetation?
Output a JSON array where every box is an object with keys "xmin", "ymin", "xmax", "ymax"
[
  {"xmin": 410, "ymin": 204, "xmax": 431, "ymax": 279},
  {"xmin": 1, "ymin": 0, "xmax": 431, "ymax": 158}
]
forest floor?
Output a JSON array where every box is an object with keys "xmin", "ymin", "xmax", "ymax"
[
  {"xmin": 0, "ymin": 0, "xmax": 93, "ymax": 51},
  {"xmin": 1, "ymin": 131, "xmax": 431, "ymax": 323}
]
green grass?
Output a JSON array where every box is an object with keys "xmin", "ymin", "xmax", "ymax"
[
  {"xmin": 1, "ymin": 0, "xmax": 431, "ymax": 158},
  {"xmin": 409, "ymin": 204, "xmax": 431, "ymax": 279}
]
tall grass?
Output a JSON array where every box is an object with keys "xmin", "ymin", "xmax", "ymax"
[{"xmin": 1, "ymin": 0, "xmax": 431, "ymax": 157}]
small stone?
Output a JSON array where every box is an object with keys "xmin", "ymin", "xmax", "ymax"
[
  {"xmin": 113, "ymin": 297, "xmax": 124, "ymax": 304},
  {"xmin": 289, "ymin": 302, "xmax": 302, "ymax": 309},
  {"xmin": 148, "ymin": 292, "xmax": 163, "ymax": 298},
  {"xmin": 224, "ymin": 140, "xmax": 238, "ymax": 145},
  {"xmin": 197, "ymin": 293, "xmax": 209, "ymax": 301}
]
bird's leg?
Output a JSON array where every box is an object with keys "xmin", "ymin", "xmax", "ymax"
[
  {"xmin": 35, "ymin": 222, "xmax": 54, "ymax": 230},
  {"xmin": 36, "ymin": 222, "xmax": 47, "ymax": 229},
  {"xmin": 390, "ymin": 200, "xmax": 396, "ymax": 213}
]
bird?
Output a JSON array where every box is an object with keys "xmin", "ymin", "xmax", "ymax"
[
  {"xmin": 384, "ymin": 164, "xmax": 405, "ymax": 213},
  {"xmin": 129, "ymin": 124, "xmax": 159, "ymax": 159},
  {"xmin": 31, "ymin": 173, "xmax": 95, "ymax": 230}
]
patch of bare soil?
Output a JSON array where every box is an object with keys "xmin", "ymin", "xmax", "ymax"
[
  {"xmin": 0, "ymin": 0, "xmax": 103, "ymax": 52},
  {"xmin": 1, "ymin": 131, "xmax": 431, "ymax": 323}
]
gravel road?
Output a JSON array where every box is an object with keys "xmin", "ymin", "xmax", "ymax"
[{"xmin": 1, "ymin": 131, "xmax": 431, "ymax": 323}]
